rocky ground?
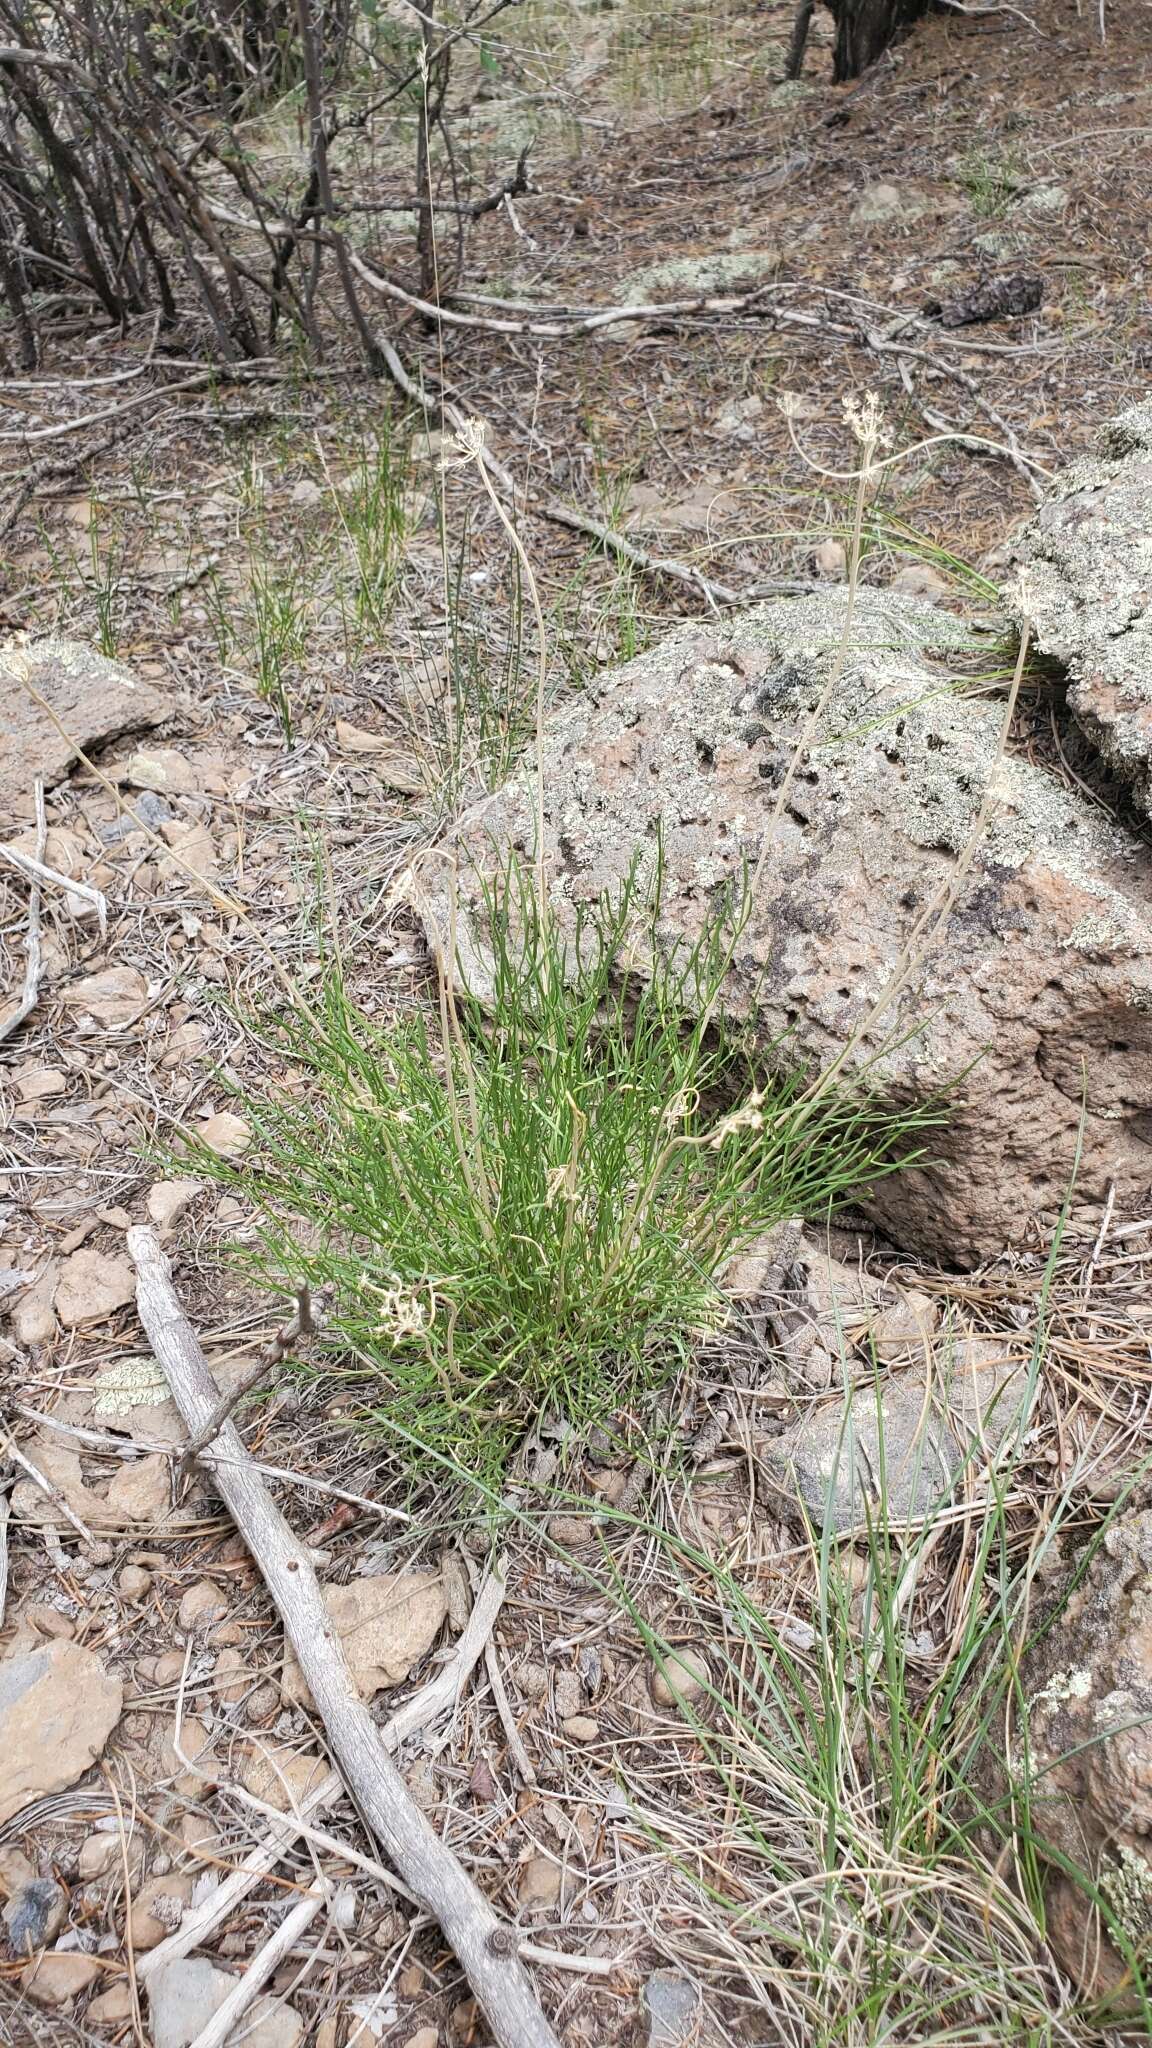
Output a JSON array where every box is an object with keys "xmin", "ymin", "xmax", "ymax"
[{"xmin": 3, "ymin": 2, "xmax": 1152, "ymax": 2044}]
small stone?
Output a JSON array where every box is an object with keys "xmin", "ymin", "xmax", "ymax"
[
  {"xmin": 868, "ymin": 1288, "xmax": 938, "ymax": 1362},
  {"xmin": 517, "ymin": 1854, "xmax": 562, "ymax": 1909},
  {"xmin": 241, "ymin": 1746, "xmax": 327, "ymax": 1813},
  {"xmin": 0, "ymin": 1640, "xmax": 122, "ymax": 1826},
  {"xmin": 8, "ymin": 1436, "xmax": 105, "ymax": 1528},
  {"xmin": 764, "ymin": 1351, "xmax": 1024, "ymax": 1532},
  {"xmin": 645, "ymin": 1969, "xmax": 706, "ymax": 2047},
  {"xmin": 158, "ymin": 819, "xmax": 218, "ymax": 886},
  {"xmin": 147, "ymin": 1957, "xmax": 304, "ymax": 2048},
  {"xmin": 147, "ymin": 1180, "xmax": 203, "ymax": 1230},
  {"xmin": 813, "ymin": 538, "xmax": 847, "ymax": 580},
  {"xmin": 107, "ymin": 1454, "xmax": 170, "ymax": 1523},
  {"xmin": 119, "ymin": 1564, "xmax": 153, "ymax": 1600},
  {"xmin": 54, "ymin": 1248, "xmax": 136, "ymax": 1327},
  {"xmin": 245, "ymin": 1681, "xmax": 280, "ymax": 1726},
  {"xmin": 128, "ymin": 1872, "xmax": 194, "ymax": 1950},
  {"xmin": 562, "ymin": 1715, "xmax": 601, "ymax": 1743},
  {"xmin": 649, "ymin": 1647, "xmax": 710, "ymax": 1708},
  {"xmin": 552, "ymin": 1668, "xmax": 583, "ymax": 1721},
  {"xmin": 0, "ymin": 1847, "xmax": 34, "ymax": 1897},
  {"xmin": 23, "ymin": 1603, "xmax": 74, "ymax": 1639},
  {"xmin": 404, "ymin": 1758, "xmax": 439, "ymax": 1812},
  {"xmin": 9, "ymin": 1269, "xmax": 57, "ymax": 1345},
  {"xmin": 194, "ymin": 1111, "xmax": 251, "ymax": 1159},
  {"xmin": 518, "ymin": 1661, "xmax": 548, "ymax": 1700},
  {"xmin": 281, "ymin": 1572, "xmax": 447, "ymax": 1707},
  {"xmin": 88, "ymin": 1982, "xmax": 135, "ymax": 2024},
  {"xmin": 0, "ymin": 640, "xmax": 165, "ymax": 831},
  {"xmin": 179, "ymin": 1811, "xmax": 221, "ymax": 1862},
  {"xmin": 851, "ymin": 179, "xmax": 935, "ymax": 225},
  {"xmin": 14, "ymin": 1069, "xmax": 67, "ymax": 1102},
  {"xmin": 4, "ymin": 1876, "xmax": 66, "ymax": 1949},
  {"xmin": 78, "ymin": 1833, "xmax": 122, "ymax": 1879},
  {"xmin": 178, "ymin": 1580, "xmax": 227, "ymax": 1634},
  {"xmin": 155, "ymin": 1713, "xmax": 218, "ymax": 1793},
  {"xmin": 891, "ymin": 563, "xmax": 950, "ymax": 602},
  {"xmin": 60, "ymin": 966, "xmax": 148, "ymax": 1027},
  {"xmin": 126, "ymin": 747, "xmax": 201, "ymax": 795},
  {"xmin": 213, "ymin": 1646, "xmax": 247, "ymax": 1705},
  {"xmin": 1021, "ymin": 182, "xmax": 1068, "ymax": 214},
  {"xmin": 20, "ymin": 1951, "xmax": 101, "ymax": 2007}
]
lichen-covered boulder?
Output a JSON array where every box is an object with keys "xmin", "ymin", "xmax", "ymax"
[
  {"xmin": 428, "ymin": 589, "xmax": 1152, "ymax": 1263},
  {"xmin": 0, "ymin": 637, "xmax": 166, "ymax": 829},
  {"xmin": 1009, "ymin": 399, "xmax": 1152, "ymax": 820},
  {"xmin": 1019, "ymin": 1513, "xmax": 1152, "ymax": 2001}
]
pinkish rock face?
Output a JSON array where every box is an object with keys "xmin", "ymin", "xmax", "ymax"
[
  {"xmin": 429, "ymin": 589, "xmax": 1152, "ymax": 1264},
  {"xmin": 1020, "ymin": 1510, "xmax": 1152, "ymax": 2001},
  {"xmin": 1010, "ymin": 399, "xmax": 1152, "ymax": 823}
]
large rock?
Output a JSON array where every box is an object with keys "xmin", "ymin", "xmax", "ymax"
[
  {"xmin": 1009, "ymin": 399, "xmax": 1152, "ymax": 819},
  {"xmin": 432, "ymin": 590, "xmax": 1152, "ymax": 1263},
  {"xmin": 0, "ymin": 1639, "xmax": 122, "ymax": 1825},
  {"xmin": 1017, "ymin": 1511, "xmax": 1152, "ymax": 2001},
  {"xmin": 0, "ymin": 638, "xmax": 166, "ymax": 830}
]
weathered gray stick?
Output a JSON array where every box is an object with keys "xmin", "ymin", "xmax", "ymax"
[{"xmin": 127, "ymin": 1226, "xmax": 560, "ymax": 2048}]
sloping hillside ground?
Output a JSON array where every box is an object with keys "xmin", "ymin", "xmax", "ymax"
[{"xmin": 3, "ymin": 2, "xmax": 1152, "ymax": 2044}]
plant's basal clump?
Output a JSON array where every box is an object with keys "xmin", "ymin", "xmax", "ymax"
[{"xmin": 191, "ymin": 855, "xmax": 932, "ymax": 1487}]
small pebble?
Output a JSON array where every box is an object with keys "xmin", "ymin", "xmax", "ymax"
[
  {"xmin": 3, "ymin": 1878, "xmax": 66, "ymax": 1950},
  {"xmin": 562, "ymin": 1715, "xmax": 601, "ymax": 1744},
  {"xmin": 649, "ymin": 1646, "xmax": 710, "ymax": 1708}
]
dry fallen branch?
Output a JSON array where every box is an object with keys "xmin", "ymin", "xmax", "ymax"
[
  {"xmin": 178, "ymin": 1283, "xmax": 327, "ymax": 1475},
  {"xmin": 0, "ymin": 781, "xmax": 46, "ymax": 1043},
  {"xmin": 0, "ymin": 833, "xmax": 107, "ymax": 934},
  {"xmin": 0, "ymin": 1489, "xmax": 9, "ymax": 1631},
  {"xmin": 186, "ymin": 1888, "xmax": 325, "ymax": 2048},
  {"xmin": 127, "ymin": 1227, "xmax": 558, "ymax": 2048},
  {"xmin": 375, "ymin": 335, "xmax": 785, "ymax": 611},
  {"xmin": 138, "ymin": 1546, "xmax": 507, "ymax": 1975}
]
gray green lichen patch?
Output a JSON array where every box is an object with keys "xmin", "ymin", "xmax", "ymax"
[
  {"xmin": 1032, "ymin": 1665, "xmax": 1095, "ymax": 1710},
  {"xmin": 1007, "ymin": 398, "xmax": 1152, "ymax": 820},
  {"xmin": 1101, "ymin": 1844, "xmax": 1152, "ymax": 1945},
  {"xmin": 614, "ymin": 248, "xmax": 780, "ymax": 302}
]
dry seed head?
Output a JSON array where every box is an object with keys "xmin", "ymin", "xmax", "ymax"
[
  {"xmin": 453, "ymin": 418, "xmax": 488, "ymax": 463},
  {"xmin": 709, "ymin": 1089, "xmax": 766, "ymax": 1148},
  {"xmin": 360, "ymin": 1274, "xmax": 431, "ymax": 1344},
  {"xmin": 842, "ymin": 391, "xmax": 888, "ymax": 449}
]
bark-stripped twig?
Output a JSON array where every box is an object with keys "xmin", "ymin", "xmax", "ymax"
[
  {"xmin": 127, "ymin": 1227, "xmax": 556, "ymax": 2048},
  {"xmin": 0, "ymin": 781, "xmax": 46, "ymax": 1043},
  {"xmin": 177, "ymin": 1285, "xmax": 324, "ymax": 1476}
]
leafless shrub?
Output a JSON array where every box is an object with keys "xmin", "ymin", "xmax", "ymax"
[{"xmin": 0, "ymin": 0, "xmax": 516, "ymax": 369}]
